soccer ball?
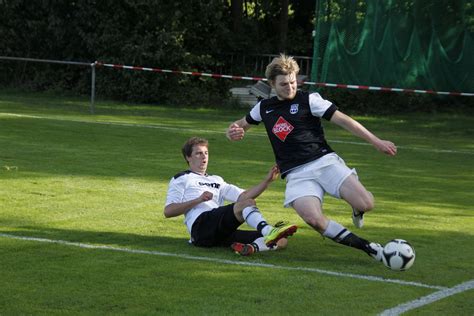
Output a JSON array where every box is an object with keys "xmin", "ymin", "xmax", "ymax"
[{"xmin": 382, "ymin": 239, "xmax": 415, "ymax": 271}]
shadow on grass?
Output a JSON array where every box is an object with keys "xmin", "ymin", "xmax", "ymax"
[
  {"xmin": 1, "ymin": 226, "xmax": 190, "ymax": 252},
  {"xmin": 2, "ymin": 222, "xmax": 473, "ymax": 284}
]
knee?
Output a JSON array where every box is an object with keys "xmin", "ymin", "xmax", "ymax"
[
  {"xmin": 304, "ymin": 215, "xmax": 327, "ymax": 233},
  {"xmin": 293, "ymin": 197, "xmax": 327, "ymax": 233},
  {"xmin": 360, "ymin": 192, "xmax": 375, "ymax": 212},
  {"xmin": 239, "ymin": 198, "xmax": 256, "ymax": 208},
  {"xmin": 234, "ymin": 199, "xmax": 256, "ymax": 216}
]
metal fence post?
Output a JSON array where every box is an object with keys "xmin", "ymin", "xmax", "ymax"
[{"xmin": 90, "ymin": 62, "xmax": 96, "ymax": 114}]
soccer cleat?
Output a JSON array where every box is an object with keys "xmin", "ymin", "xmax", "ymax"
[
  {"xmin": 264, "ymin": 222, "xmax": 297, "ymax": 248},
  {"xmin": 231, "ymin": 242, "xmax": 255, "ymax": 256},
  {"xmin": 367, "ymin": 242, "xmax": 384, "ymax": 262},
  {"xmin": 352, "ymin": 208, "xmax": 364, "ymax": 228}
]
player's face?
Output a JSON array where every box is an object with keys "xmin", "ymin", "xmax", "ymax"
[
  {"xmin": 272, "ymin": 73, "xmax": 297, "ymax": 101},
  {"xmin": 187, "ymin": 145, "xmax": 208, "ymax": 174}
]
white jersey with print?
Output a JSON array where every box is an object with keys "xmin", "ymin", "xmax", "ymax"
[{"xmin": 165, "ymin": 170, "xmax": 244, "ymax": 233}]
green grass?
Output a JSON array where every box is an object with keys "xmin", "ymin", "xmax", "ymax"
[{"xmin": 1, "ymin": 90, "xmax": 473, "ymax": 315}]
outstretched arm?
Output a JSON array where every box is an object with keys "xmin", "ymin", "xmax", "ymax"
[
  {"xmin": 330, "ymin": 110, "xmax": 397, "ymax": 156},
  {"xmin": 226, "ymin": 117, "xmax": 252, "ymax": 141},
  {"xmin": 164, "ymin": 191, "xmax": 213, "ymax": 218},
  {"xmin": 237, "ymin": 165, "xmax": 280, "ymax": 201}
]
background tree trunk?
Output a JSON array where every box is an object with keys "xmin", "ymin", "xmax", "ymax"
[
  {"xmin": 278, "ymin": 0, "xmax": 289, "ymax": 53},
  {"xmin": 231, "ymin": 0, "xmax": 243, "ymax": 34}
]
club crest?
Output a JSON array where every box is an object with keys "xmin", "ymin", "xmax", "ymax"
[{"xmin": 290, "ymin": 103, "xmax": 299, "ymax": 114}]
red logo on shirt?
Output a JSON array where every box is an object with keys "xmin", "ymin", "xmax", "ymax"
[{"xmin": 272, "ymin": 116, "xmax": 294, "ymax": 141}]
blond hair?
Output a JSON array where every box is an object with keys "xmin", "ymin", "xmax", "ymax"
[{"xmin": 265, "ymin": 54, "xmax": 300, "ymax": 82}]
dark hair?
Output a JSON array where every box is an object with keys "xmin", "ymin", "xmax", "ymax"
[{"xmin": 182, "ymin": 137, "xmax": 209, "ymax": 164}]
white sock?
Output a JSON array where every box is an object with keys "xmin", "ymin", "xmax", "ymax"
[
  {"xmin": 242, "ymin": 206, "xmax": 272, "ymax": 235},
  {"xmin": 323, "ymin": 220, "xmax": 351, "ymax": 241},
  {"xmin": 261, "ymin": 225, "xmax": 272, "ymax": 236},
  {"xmin": 251, "ymin": 237, "xmax": 276, "ymax": 252}
]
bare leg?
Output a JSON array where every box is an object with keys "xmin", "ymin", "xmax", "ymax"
[
  {"xmin": 292, "ymin": 195, "xmax": 382, "ymax": 259},
  {"xmin": 339, "ymin": 174, "xmax": 375, "ymax": 228},
  {"xmin": 339, "ymin": 174, "xmax": 374, "ymax": 212},
  {"xmin": 292, "ymin": 196, "xmax": 328, "ymax": 233},
  {"xmin": 232, "ymin": 198, "xmax": 256, "ymax": 222}
]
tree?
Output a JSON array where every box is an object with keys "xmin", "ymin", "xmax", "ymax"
[
  {"xmin": 278, "ymin": 0, "xmax": 289, "ymax": 52},
  {"xmin": 231, "ymin": 0, "xmax": 243, "ymax": 34}
]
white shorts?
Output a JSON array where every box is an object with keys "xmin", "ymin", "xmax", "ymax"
[{"xmin": 284, "ymin": 153, "xmax": 356, "ymax": 207}]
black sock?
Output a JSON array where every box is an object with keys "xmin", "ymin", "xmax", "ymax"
[
  {"xmin": 323, "ymin": 220, "xmax": 371, "ymax": 253},
  {"xmin": 339, "ymin": 233, "xmax": 370, "ymax": 253}
]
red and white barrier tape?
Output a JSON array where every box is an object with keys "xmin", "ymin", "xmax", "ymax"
[{"xmin": 95, "ymin": 62, "xmax": 474, "ymax": 97}]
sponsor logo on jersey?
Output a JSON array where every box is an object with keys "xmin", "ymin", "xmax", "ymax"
[
  {"xmin": 290, "ymin": 103, "xmax": 299, "ymax": 114},
  {"xmin": 272, "ymin": 116, "xmax": 294, "ymax": 142},
  {"xmin": 265, "ymin": 109, "xmax": 274, "ymax": 114},
  {"xmin": 198, "ymin": 182, "xmax": 221, "ymax": 189}
]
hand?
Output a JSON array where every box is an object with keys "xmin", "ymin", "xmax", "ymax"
[
  {"xmin": 200, "ymin": 191, "xmax": 213, "ymax": 202},
  {"xmin": 375, "ymin": 139, "xmax": 397, "ymax": 156},
  {"xmin": 265, "ymin": 164, "xmax": 280, "ymax": 183},
  {"xmin": 226, "ymin": 123, "xmax": 245, "ymax": 141}
]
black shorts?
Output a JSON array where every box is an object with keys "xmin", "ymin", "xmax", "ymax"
[{"xmin": 190, "ymin": 204, "xmax": 262, "ymax": 247}]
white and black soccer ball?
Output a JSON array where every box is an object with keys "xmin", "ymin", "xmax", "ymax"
[{"xmin": 382, "ymin": 239, "xmax": 415, "ymax": 271}]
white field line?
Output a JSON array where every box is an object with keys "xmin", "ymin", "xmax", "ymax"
[
  {"xmin": 379, "ymin": 279, "xmax": 474, "ymax": 316},
  {"xmin": 1, "ymin": 112, "xmax": 473, "ymax": 155},
  {"xmin": 0, "ymin": 233, "xmax": 446, "ymax": 290}
]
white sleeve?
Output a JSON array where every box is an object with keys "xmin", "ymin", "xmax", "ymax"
[
  {"xmin": 219, "ymin": 181, "xmax": 245, "ymax": 204},
  {"xmin": 165, "ymin": 177, "xmax": 185, "ymax": 206},
  {"xmin": 309, "ymin": 93, "xmax": 333, "ymax": 117},
  {"xmin": 248, "ymin": 101, "xmax": 262, "ymax": 122}
]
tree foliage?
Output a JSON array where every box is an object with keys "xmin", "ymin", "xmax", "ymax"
[
  {"xmin": 0, "ymin": 1, "xmax": 471, "ymax": 111},
  {"xmin": 0, "ymin": 1, "xmax": 237, "ymax": 104},
  {"xmin": 0, "ymin": 0, "xmax": 318, "ymax": 105}
]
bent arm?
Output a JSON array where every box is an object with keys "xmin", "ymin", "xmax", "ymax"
[
  {"xmin": 330, "ymin": 110, "xmax": 397, "ymax": 156},
  {"xmin": 226, "ymin": 116, "xmax": 252, "ymax": 141},
  {"xmin": 164, "ymin": 191, "xmax": 213, "ymax": 218},
  {"xmin": 237, "ymin": 165, "xmax": 279, "ymax": 201}
]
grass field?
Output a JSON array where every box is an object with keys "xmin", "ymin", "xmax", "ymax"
[{"xmin": 1, "ymin": 90, "xmax": 473, "ymax": 315}]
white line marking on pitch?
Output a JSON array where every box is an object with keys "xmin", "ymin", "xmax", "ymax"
[
  {"xmin": 379, "ymin": 279, "xmax": 474, "ymax": 315},
  {"xmin": 1, "ymin": 112, "xmax": 473, "ymax": 155},
  {"xmin": 0, "ymin": 233, "xmax": 445, "ymax": 290}
]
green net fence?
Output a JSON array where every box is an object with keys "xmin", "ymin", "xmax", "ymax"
[{"xmin": 311, "ymin": 0, "xmax": 473, "ymax": 94}]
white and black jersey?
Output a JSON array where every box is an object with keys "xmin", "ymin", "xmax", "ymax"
[
  {"xmin": 165, "ymin": 170, "xmax": 244, "ymax": 233},
  {"xmin": 246, "ymin": 91, "xmax": 337, "ymax": 176}
]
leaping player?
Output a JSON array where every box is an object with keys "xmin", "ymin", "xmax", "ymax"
[{"xmin": 226, "ymin": 54, "xmax": 397, "ymax": 263}]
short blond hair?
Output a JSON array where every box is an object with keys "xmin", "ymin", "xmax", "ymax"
[{"xmin": 265, "ymin": 54, "xmax": 300, "ymax": 82}]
